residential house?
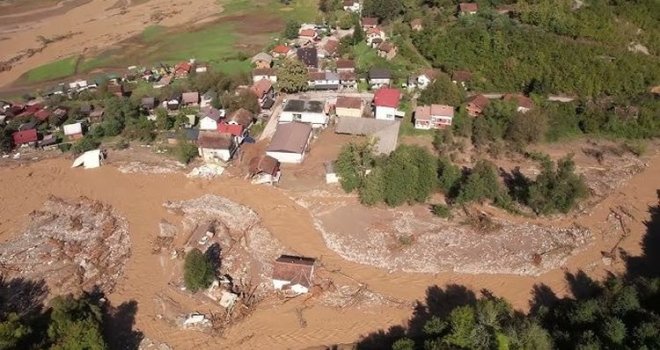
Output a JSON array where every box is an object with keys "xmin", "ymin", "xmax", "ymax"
[
  {"xmin": 88, "ymin": 109, "xmax": 105, "ymax": 124},
  {"xmin": 63, "ymin": 122, "xmax": 84, "ymax": 140},
  {"xmin": 50, "ymin": 108, "xmax": 68, "ymax": 126},
  {"xmin": 279, "ymin": 99, "xmax": 328, "ymax": 128},
  {"xmin": 342, "ymin": 0, "xmax": 361, "ymax": 12},
  {"xmin": 466, "ymin": 94, "xmax": 490, "ymax": 116},
  {"xmin": 377, "ymin": 42, "xmax": 398, "ymax": 60},
  {"xmin": 195, "ymin": 63, "xmax": 208, "ymax": 74},
  {"xmin": 335, "ymin": 117, "xmax": 400, "ymax": 155},
  {"xmin": 34, "ymin": 108, "xmax": 51, "ymax": 123},
  {"xmin": 414, "ymin": 104, "xmax": 455, "ymax": 130},
  {"xmin": 68, "ymin": 80, "xmax": 88, "ymax": 91},
  {"xmin": 79, "ymin": 104, "xmax": 92, "ymax": 117},
  {"xmin": 297, "ymin": 47, "xmax": 319, "ymax": 69},
  {"xmin": 361, "ymin": 17, "xmax": 378, "ymax": 30},
  {"xmin": 373, "ymin": 87, "xmax": 404, "ymax": 120},
  {"xmin": 336, "ymin": 59, "xmax": 356, "ymax": 73},
  {"xmin": 166, "ymin": 93, "xmax": 182, "ymax": 110},
  {"xmin": 298, "ymin": 28, "xmax": 317, "ymax": 41},
  {"xmin": 252, "ymin": 68, "xmax": 278, "ymax": 83},
  {"xmin": 251, "ymin": 79, "xmax": 274, "ymax": 107},
  {"xmin": 411, "ymin": 18, "xmax": 423, "ymax": 31},
  {"xmin": 197, "ymin": 132, "xmax": 237, "ymax": 163},
  {"xmin": 267, "ymin": 122, "xmax": 313, "ymax": 163},
  {"xmin": 199, "ymin": 107, "xmax": 225, "ymax": 130},
  {"xmin": 182, "ymin": 92, "xmax": 200, "ymax": 106},
  {"xmin": 366, "ymin": 27, "xmax": 385, "ymax": 47},
  {"xmin": 458, "ymin": 2, "xmax": 478, "ymax": 15},
  {"xmin": 249, "ymin": 155, "xmax": 281, "ymax": 184},
  {"xmin": 272, "ymin": 45, "xmax": 293, "ymax": 58},
  {"xmin": 502, "ymin": 94, "xmax": 535, "ymax": 113},
  {"xmin": 12, "ymin": 129, "xmax": 38, "ymax": 147},
  {"xmin": 141, "ymin": 97, "xmax": 157, "ymax": 111},
  {"xmin": 39, "ymin": 134, "xmax": 59, "ymax": 149},
  {"xmin": 220, "ymin": 108, "xmax": 253, "ymax": 143},
  {"xmin": 18, "ymin": 120, "xmax": 37, "ymax": 131},
  {"xmin": 308, "ymin": 71, "xmax": 340, "ymax": 90},
  {"xmin": 335, "ymin": 96, "xmax": 364, "ymax": 118},
  {"xmin": 166, "ymin": 128, "xmax": 199, "ymax": 145},
  {"xmin": 272, "ymin": 255, "xmax": 316, "ymax": 294},
  {"xmin": 339, "ymin": 72, "xmax": 357, "ymax": 89},
  {"xmin": 251, "ymin": 52, "xmax": 273, "ymax": 69},
  {"xmin": 368, "ymin": 68, "xmax": 392, "ymax": 88},
  {"xmin": 174, "ymin": 61, "xmax": 192, "ymax": 79},
  {"xmin": 407, "ymin": 69, "xmax": 439, "ymax": 90},
  {"xmin": 451, "ymin": 70, "xmax": 472, "ymax": 88},
  {"xmin": 201, "ymin": 90, "xmax": 215, "ymax": 108},
  {"xmin": 320, "ymin": 39, "xmax": 339, "ymax": 58},
  {"xmin": 154, "ymin": 75, "xmax": 172, "ymax": 89}
]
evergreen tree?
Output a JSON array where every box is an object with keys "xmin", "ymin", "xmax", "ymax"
[
  {"xmin": 183, "ymin": 248, "xmax": 215, "ymax": 292},
  {"xmin": 47, "ymin": 295, "xmax": 107, "ymax": 350}
]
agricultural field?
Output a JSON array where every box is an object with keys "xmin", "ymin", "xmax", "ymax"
[{"xmin": 21, "ymin": 56, "xmax": 78, "ymax": 83}]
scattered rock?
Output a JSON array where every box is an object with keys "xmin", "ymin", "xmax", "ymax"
[
  {"xmin": 158, "ymin": 219, "xmax": 177, "ymax": 238},
  {"xmin": 187, "ymin": 164, "xmax": 225, "ymax": 179}
]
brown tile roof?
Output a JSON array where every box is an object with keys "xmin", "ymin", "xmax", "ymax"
[
  {"xmin": 182, "ymin": 92, "xmax": 199, "ymax": 104},
  {"xmin": 362, "ymin": 17, "xmax": 378, "ymax": 26},
  {"xmin": 272, "ymin": 45, "xmax": 291, "ymax": 55},
  {"xmin": 324, "ymin": 39, "xmax": 339, "ymax": 54},
  {"xmin": 378, "ymin": 42, "xmax": 395, "ymax": 52},
  {"xmin": 253, "ymin": 68, "xmax": 276, "ymax": 76},
  {"xmin": 339, "ymin": 72, "xmax": 357, "ymax": 81},
  {"xmin": 197, "ymin": 132, "xmax": 233, "ymax": 150},
  {"xmin": 451, "ymin": 70, "xmax": 472, "ymax": 82},
  {"xmin": 415, "ymin": 104, "xmax": 454, "ymax": 121},
  {"xmin": 502, "ymin": 94, "xmax": 535, "ymax": 109},
  {"xmin": 267, "ymin": 122, "xmax": 312, "ymax": 154},
  {"xmin": 459, "ymin": 2, "xmax": 478, "ymax": 12},
  {"xmin": 336, "ymin": 59, "xmax": 355, "ymax": 69},
  {"xmin": 336, "ymin": 96, "xmax": 362, "ymax": 109},
  {"xmin": 227, "ymin": 108, "xmax": 253, "ymax": 127},
  {"xmin": 251, "ymin": 79, "xmax": 273, "ymax": 98},
  {"xmin": 308, "ymin": 71, "xmax": 326, "ymax": 81},
  {"xmin": 467, "ymin": 94, "xmax": 490, "ymax": 110},
  {"xmin": 299, "ymin": 29, "xmax": 316, "ymax": 38},
  {"xmin": 249, "ymin": 155, "xmax": 280, "ymax": 176},
  {"xmin": 272, "ymin": 255, "xmax": 315, "ymax": 288}
]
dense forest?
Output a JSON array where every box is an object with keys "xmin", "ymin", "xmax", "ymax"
[{"xmin": 355, "ymin": 198, "xmax": 660, "ymax": 349}]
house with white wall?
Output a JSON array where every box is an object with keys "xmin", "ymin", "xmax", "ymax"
[
  {"xmin": 197, "ymin": 132, "xmax": 237, "ymax": 163},
  {"xmin": 279, "ymin": 99, "xmax": 328, "ymax": 128},
  {"xmin": 271, "ymin": 255, "xmax": 316, "ymax": 295},
  {"xmin": 266, "ymin": 122, "xmax": 313, "ymax": 164},
  {"xmin": 335, "ymin": 96, "xmax": 364, "ymax": 118},
  {"xmin": 252, "ymin": 68, "xmax": 278, "ymax": 83},
  {"xmin": 199, "ymin": 107, "xmax": 225, "ymax": 130},
  {"xmin": 414, "ymin": 104, "xmax": 455, "ymax": 130},
  {"xmin": 373, "ymin": 88, "xmax": 404, "ymax": 120},
  {"xmin": 368, "ymin": 68, "xmax": 392, "ymax": 89}
]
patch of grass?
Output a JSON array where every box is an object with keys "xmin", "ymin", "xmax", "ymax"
[
  {"xmin": 142, "ymin": 25, "xmax": 165, "ymax": 42},
  {"xmin": 22, "ymin": 56, "xmax": 78, "ymax": 83},
  {"xmin": 143, "ymin": 23, "xmax": 239, "ymax": 62},
  {"xmin": 273, "ymin": 0, "xmax": 317, "ymax": 22},
  {"xmin": 212, "ymin": 59, "xmax": 251, "ymax": 74}
]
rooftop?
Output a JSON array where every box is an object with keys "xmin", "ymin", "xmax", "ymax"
[
  {"xmin": 373, "ymin": 88, "xmax": 401, "ymax": 108},
  {"xmin": 267, "ymin": 122, "xmax": 313, "ymax": 154},
  {"xmin": 197, "ymin": 132, "xmax": 233, "ymax": 150},
  {"xmin": 283, "ymin": 99, "xmax": 325, "ymax": 113}
]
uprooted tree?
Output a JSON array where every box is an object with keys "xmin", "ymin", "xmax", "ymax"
[{"xmin": 183, "ymin": 248, "xmax": 215, "ymax": 292}]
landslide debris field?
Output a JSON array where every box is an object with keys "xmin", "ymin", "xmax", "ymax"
[{"xmin": 0, "ymin": 196, "xmax": 130, "ymax": 296}]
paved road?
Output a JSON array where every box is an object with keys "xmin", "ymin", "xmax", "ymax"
[{"xmin": 258, "ymin": 95, "xmax": 284, "ymax": 141}]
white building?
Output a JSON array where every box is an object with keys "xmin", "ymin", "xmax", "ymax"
[
  {"xmin": 368, "ymin": 68, "xmax": 392, "ymax": 89},
  {"xmin": 62, "ymin": 122, "xmax": 83, "ymax": 140},
  {"xmin": 252, "ymin": 68, "xmax": 278, "ymax": 83},
  {"xmin": 342, "ymin": 0, "xmax": 361, "ymax": 12},
  {"xmin": 414, "ymin": 104, "xmax": 455, "ymax": 130},
  {"xmin": 197, "ymin": 132, "xmax": 237, "ymax": 163},
  {"xmin": 199, "ymin": 108, "xmax": 225, "ymax": 131},
  {"xmin": 266, "ymin": 122, "xmax": 313, "ymax": 164},
  {"xmin": 272, "ymin": 255, "xmax": 316, "ymax": 295},
  {"xmin": 373, "ymin": 88, "xmax": 404, "ymax": 120},
  {"xmin": 279, "ymin": 99, "xmax": 328, "ymax": 128}
]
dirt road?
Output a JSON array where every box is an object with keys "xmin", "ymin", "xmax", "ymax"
[{"xmin": 0, "ymin": 151, "xmax": 657, "ymax": 349}]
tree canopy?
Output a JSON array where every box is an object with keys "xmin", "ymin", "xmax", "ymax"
[
  {"xmin": 183, "ymin": 248, "xmax": 215, "ymax": 292},
  {"xmin": 277, "ymin": 59, "xmax": 309, "ymax": 93}
]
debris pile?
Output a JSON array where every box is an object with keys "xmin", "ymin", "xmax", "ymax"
[
  {"xmin": 118, "ymin": 161, "xmax": 185, "ymax": 175},
  {"xmin": 321, "ymin": 285, "xmax": 405, "ymax": 309},
  {"xmin": 186, "ymin": 164, "xmax": 225, "ymax": 179},
  {"xmin": 0, "ymin": 196, "xmax": 131, "ymax": 296}
]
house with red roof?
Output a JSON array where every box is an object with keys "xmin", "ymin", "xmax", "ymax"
[
  {"xmin": 12, "ymin": 129, "xmax": 38, "ymax": 146},
  {"xmin": 414, "ymin": 104, "xmax": 455, "ymax": 130},
  {"xmin": 250, "ymin": 79, "xmax": 274, "ymax": 105},
  {"xmin": 373, "ymin": 88, "xmax": 404, "ymax": 120},
  {"xmin": 174, "ymin": 61, "xmax": 192, "ymax": 79},
  {"xmin": 502, "ymin": 94, "xmax": 535, "ymax": 113},
  {"xmin": 361, "ymin": 17, "xmax": 378, "ymax": 29},
  {"xmin": 298, "ymin": 28, "xmax": 317, "ymax": 41},
  {"xmin": 271, "ymin": 45, "xmax": 292, "ymax": 58},
  {"xmin": 459, "ymin": 2, "xmax": 478, "ymax": 15},
  {"xmin": 466, "ymin": 94, "xmax": 490, "ymax": 116}
]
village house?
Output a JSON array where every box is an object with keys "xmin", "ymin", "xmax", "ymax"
[
  {"xmin": 366, "ymin": 27, "xmax": 385, "ymax": 47},
  {"xmin": 308, "ymin": 71, "xmax": 340, "ymax": 90},
  {"xmin": 88, "ymin": 109, "xmax": 105, "ymax": 124},
  {"xmin": 63, "ymin": 122, "xmax": 84, "ymax": 140},
  {"xmin": 68, "ymin": 79, "xmax": 89, "ymax": 91},
  {"xmin": 373, "ymin": 87, "xmax": 404, "ymax": 120},
  {"xmin": 377, "ymin": 42, "xmax": 398, "ymax": 60},
  {"xmin": 458, "ymin": 2, "xmax": 479, "ymax": 15},
  {"xmin": 12, "ymin": 129, "xmax": 38, "ymax": 147},
  {"xmin": 141, "ymin": 97, "xmax": 157, "ymax": 111},
  {"xmin": 298, "ymin": 28, "xmax": 317, "ymax": 41},
  {"xmin": 414, "ymin": 104, "xmax": 455, "ymax": 130},
  {"xmin": 335, "ymin": 96, "xmax": 364, "ymax": 118},
  {"xmin": 319, "ymin": 39, "xmax": 339, "ymax": 59},
  {"xmin": 339, "ymin": 72, "xmax": 358, "ymax": 89},
  {"xmin": 336, "ymin": 59, "xmax": 356, "ymax": 73},
  {"xmin": 266, "ymin": 122, "xmax": 313, "ymax": 164},
  {"xmin": 200, "ymin": 91, "xmax": 214, "ymax": 109},
  {"xmin": 165, "ymin": 93, "xmax": 182, "ymax": 110},
  {"xmin": 451, "ymin": 70, "xmax": 472, "ymax": 89},
  {"xmin": 342, "ymin": 0, "xmax": 361, "ymax": 12},
  {"xmin": 251, "ymin": 79, "xmax": 274, "ymax": 108},
  {"xmin": 252, "ymin": 68, "xmax": 278, "ymax": 83},
  {"xmin": 271, "ymin": 255, "xmax": 316, "ymax": 294},
  {"xmin": 39, "ymin": 134, "xmax": 59, "ymax": 149},
  {"xmin": 251, "ymin": 52, "xmax": 273, "ymax": 69},
  {"xmin": 153, "ymin": 75, "xmax": 172, "ymax": 89},
  {"xmin": 279, "ymin": 99, "xmax": 328, "ymax": 128},
  {"xmin": 34, "ymin": 108, "xmax": 51, "ymax": 123},
  {"xmin": 411, "ymin": 18, "xmax": 423, "ymax": 31},
  {"xmin": 166, "ymin": 128, "xmax": 199, "ymax": 145},
  {"xmin": 335, "ymin": 117, "xmax": 401, "ymax": 155},
  {"xmin": 174, "ymin": 61, "xmax": 192, "ymax": 79},
  {"xmin": 197, "ymin": 132, "xmax": 237, "ymax": 163},
  {"xmin": 182, "ymin": 92, "xmax": 200, "ymax": 107},
  {"xmin": 466, "ymin": 94, "xmax": 490, "ymax": 116},
  {"xmin": 502, "ymin": 94, "xmax": 535, "ymax": 113},
  {"xmin": 361, "ymin": 17, "xmax": 378, "ymax": 30},
  {"xmin": 249, "ymin": 155, "xmax": 281, "ymax": 185},
  {"xmin": 195, "ymin": 62, "xmax": 208, "ymax": 74},
  {"xmin": 199, "ymin": 107, "xmax": 225, "ymax": 130},
  {"xmin": 408, "ymin": 69, "xmax": 439, "ymax": 90},
  {"xmin": 271, "ymin": 44, "xmax": 293, "ymax": 58},
  {"xmin": 220, "ymin": 108, "xmax": 253, "ymax": 143},
  {"xmin": 368, "ymin": 68, "xmax": 392, "ymax": 89},
  {"xmin": 297, "ymin": 47, "xmax": 319, "ymax": 69}
]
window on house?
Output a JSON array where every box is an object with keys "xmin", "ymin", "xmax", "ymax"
[{"xmin": 293, "ymin": 113, "xmax": 302, "ymax": 121}]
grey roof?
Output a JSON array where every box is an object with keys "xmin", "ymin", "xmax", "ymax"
[
  {"xmin": 335, "ymin": 117, "xmax": 400, "ymax": 154},
  {"xmin": 369, "ymin": 68, "xmax": 391, "ymax": 80},
  {"xmin": 325, "ymin": 72, "xmax": 340, "ymax": 81},
  {"xmin": 297, "ymin": 47, "xmax": 318, "ymax": 68},
  {"xmin": 251, "ymin": 52, "xmax": 273, "ymax": 64},
  {"xmin": 311, "ymin": 84, "xmax": 339, "ymax": 90},
  {"xmin": 283, "ymin": 99, "xmax": 325, "ymax": 113},
  {"xmin": 267, "ymin": 122, "xmax": 313, "ymax": 154}
]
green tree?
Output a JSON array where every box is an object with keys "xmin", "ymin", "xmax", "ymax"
[
  {"xmin": 352, "ymin": 20, "xmax": 365, "ymax": 44},
  {"xmin": 175, "ymin": 139, "xmax": 198, "ymax": 164},
  {"xmin": 0, "ymin": 313, "xmax": 32, "ymax": 349},
  {"xmin": 0, "ymin": 128, "xmax": 13, "ymax": 153},
  {"xmin": 155, "ymin": 107, "xmax": 174, "ymax": 130},
  {"xmin": 284, "ymin": 20, "xmax": 300, "ymax": 40},
  {"xmin": 527, "ymin": 155, "xmax": 588, "ymax": 214},
  {"xmin": 362, "ymin": 0, "xmax": 403, "ymax": 22},
  {"xmin": 446, "ymin": 306, "xmax": 477, "ymax": 348},
  {"xmin": 183, "ymin": 248, "xmax": 215, "ymax": 292},
  {"xmin": 456, "ymin": 159, "xmax": 511, "ymax": 207},
  {"xmin": 71, "ymin": 136, "xmax": 101, "ymax": 155},
  {"xmin": 505, "ymin": 109, "xmax": 548, "ymax": 146},
  {"xmin": 437, "ymin": 157, "xmax": 462, "ymax": 195},
  {"xmin": 382, "ymin": 145, "xmax": 437, "ymax": 206},
  {"xmin": 335, "ymin": 141, "xmax": 375, "ymax": 193},
  {"xmin": 123, "ymin": 118, "xmax": 155, "ymax": 142},
  {"xmin": 47, "ymin": 295, "xmax": 107, "ymax": 350},
  {"xmin": 418, "ymin": 75, "xmax": 465, "ymax": 107},
  {"xmin": 359, "ymin": 167, "xmax": 384, "ymax": 205},
  {"xmin": 278, "ymin": 59, "xmax": 309, "ymax": 93}
]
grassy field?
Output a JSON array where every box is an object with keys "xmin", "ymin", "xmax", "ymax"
[
  {"xmin": 22, "ymin": 56, "xmax": 78, "ymax": 83},
  {"xmin": 221, "ymin": 0, "xmax": 317, "ymax": 22}
]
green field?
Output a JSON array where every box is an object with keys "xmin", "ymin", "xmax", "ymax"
[
  {"xmin": 221, "ymin": 0, "xmax": 317, "ymax": 22},
  {"xmin": 22, "ymin": 56, "xmax": 78, "ymax": 83}
]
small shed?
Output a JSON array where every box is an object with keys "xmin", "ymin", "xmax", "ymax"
[{"xmin": 324, "ymin": 161, "xmax": 339, "ymax": 184}]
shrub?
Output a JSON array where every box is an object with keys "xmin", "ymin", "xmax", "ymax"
[
  {"xmin": 175, "ymin": 140, "xmax": 198, "ymax": 164},
  {"xmin": 183, "ymin": 248, "xmax": 215, "ymax": 292},
  {"xmin": 432, "ymin": 204, "xmax": 452, "ymax": 218}
]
